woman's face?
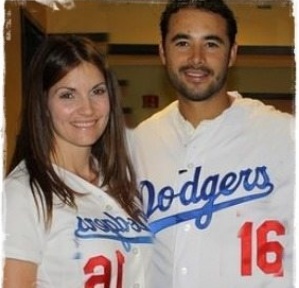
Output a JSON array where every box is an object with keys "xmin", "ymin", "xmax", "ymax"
[{"xmin": 47, "ymin": 61, "xmax": 110, "ymax": 153}]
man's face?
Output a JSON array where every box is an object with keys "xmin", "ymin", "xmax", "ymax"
[{"xmin": 160, "ymin": 8, "xmax": 237, "ymax": 102}]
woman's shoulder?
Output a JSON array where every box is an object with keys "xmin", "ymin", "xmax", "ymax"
[
  {"xmin": 5, "ymin": 161, "xmax": 29, "ymax": 184},
  {"xmin": 4, "ymin": 161, "xmax": 32, "ymax": 198}
]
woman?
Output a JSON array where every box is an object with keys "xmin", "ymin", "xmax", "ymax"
[{"xmin": 3, "ymin": 35, "xmax": 152, "ymax": 288}]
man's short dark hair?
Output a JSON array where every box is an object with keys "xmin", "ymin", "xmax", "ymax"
[{"xmin": 160, "ymin": 0, "xmax": 238, "ymax": 47}]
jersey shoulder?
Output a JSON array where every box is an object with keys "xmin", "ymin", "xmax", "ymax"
[
  {"xmin": 234, "ymin": 95, "xmax": 294, "ymax": 134},
  {"xmin": 137, "ymin": 101, "xmax": 178, "ymax": 130}
]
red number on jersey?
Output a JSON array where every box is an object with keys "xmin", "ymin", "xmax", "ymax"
[
  {"xmin": 238, "ymin": 220, "xmax": 285, "ymax": 276},
  {"xmin": 84, "ymin": 250, "xmax": 125, "ymax": 288},
  {"xmin": 116, "ymin": 251, "xmax": 125, "ymax": 288}
]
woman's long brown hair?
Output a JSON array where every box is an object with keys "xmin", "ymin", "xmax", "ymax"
[{"xmin": 9, "ymin": 35, "xmax": 143, "ymax": 227}]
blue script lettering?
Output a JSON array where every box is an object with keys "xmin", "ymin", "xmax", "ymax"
[
  {"xmin": 140, "ymin": 166, "xmax": 274, "ymax": 234},
  {"xmin": 75, "ymin": 212, "xmax": 152, "ymax": 251}
]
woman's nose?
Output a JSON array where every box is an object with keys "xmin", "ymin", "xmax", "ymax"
[{"xmin": 78, "ymin": 97, "xmax": 94, "ymax": 115}]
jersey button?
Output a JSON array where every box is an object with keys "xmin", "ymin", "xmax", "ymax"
[
  {"xmin": 133, "ymin": 283, "xmax": 140, "ymax": 288},
  {"xmin": 132, "ymin": 247, "xmax": 139, "ymax": 255},
  {"xmin": 187, "ymin": 163, "xmax": 194, "ymax": 169},
  {"xmin": 181, "ymin": 267, "xmax": 188, "ymax": 275},
  {"xmin": 105, "ymin": 204, "xmax": 112, "ymax": 211},
  {"xmin": 184, "ymin": 224, "xmax": 191, "ymax": 232}
]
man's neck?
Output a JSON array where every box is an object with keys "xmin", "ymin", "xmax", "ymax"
[{"xmin": 178, "ymin": 92, "xmax": 233, "ymax": 128}]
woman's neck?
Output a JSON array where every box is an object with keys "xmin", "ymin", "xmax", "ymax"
[{"xmin": 51, "ymin": 148, "xmax": 99, "ymax": 184}]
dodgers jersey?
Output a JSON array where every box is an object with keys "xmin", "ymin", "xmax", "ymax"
[
  {"xmin": 3, "ymin": 161, "xmax": 152, "ymax": 288},
  {"xmin": 129, "ymin": 92, "xmax": 295, "ymax": 288}
]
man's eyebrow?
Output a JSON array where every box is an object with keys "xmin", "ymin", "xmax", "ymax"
[
  {"xmin": 170, "ymin": 33, "xmax": 226, "ymax": 45},
  {"xmin": 204, "ymin": 35, "xmax": 225, "ymax": 44},
  {"xmin": 170, "ymin": 33, "xmax": 190, "ymax": 43}
]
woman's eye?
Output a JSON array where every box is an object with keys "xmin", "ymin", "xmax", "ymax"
[
  {"xmin": 92, "ymin": 86, "xmax": 107, "ymax": 96},
  {"xmin": 59, "ymin": 91, "xmax": 74, "ymax": 99}
]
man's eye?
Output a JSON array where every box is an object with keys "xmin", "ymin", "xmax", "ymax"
[
  {"xmin": 175, "ymin": 41, "xmax": 189, "ymax": 47},
  {"xmin": 206, "ymin": 42, "xmax": 219, "ymax": 48}
]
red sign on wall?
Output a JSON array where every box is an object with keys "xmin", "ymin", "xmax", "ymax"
[{"xmin": 142, "ymin": 94, "xmax": 159, "ymax": 108}]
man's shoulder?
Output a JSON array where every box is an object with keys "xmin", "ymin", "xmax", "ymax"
[
  {"xmin": 233, "ymin": 95, "xmax": 294, "ymax": 139},
  {"xmin": 234, "ymin": 93, "xmax": 294, "ymax": 121},
  {"xmin": 136, "ymin": 101, "xmax": 178, "ymax": 131}
]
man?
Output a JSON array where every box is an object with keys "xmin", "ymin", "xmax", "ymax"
[{"xmin": 129, "ymin": 0, "xmax": 294, "ymax": 287}]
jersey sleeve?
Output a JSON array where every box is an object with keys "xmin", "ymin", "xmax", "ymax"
[
  {"xmin": 2, "ymin": 174, "xmax": 47, "ymax": 264},
  {"xmin": 124, "ymin": 127, "xmax": 136, "ymax": 159}
]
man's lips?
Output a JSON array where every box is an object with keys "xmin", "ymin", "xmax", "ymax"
[{"xmin": 183, "ymin": 67, "xmax": 211, "ymax": 82}]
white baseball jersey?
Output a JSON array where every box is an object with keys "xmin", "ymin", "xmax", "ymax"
[
  {"xmin": 129, "ymin": 92, "xmax": 295, "ymax": 288},
  {"xmin": 3, "ymin": 161, "xmax": 153, "ymax": 288}
]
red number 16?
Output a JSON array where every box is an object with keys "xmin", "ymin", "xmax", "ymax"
[{"xmin": 238, "ymin": 220, "xmax": 285, "ymax": 276}]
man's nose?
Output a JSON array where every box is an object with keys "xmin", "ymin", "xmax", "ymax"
[{"xmin": 189, "ymin": 44, "xmax": 205, "ymax": 66}]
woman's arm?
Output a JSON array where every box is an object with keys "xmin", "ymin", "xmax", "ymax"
[{"xmin": 3, "ymin": 258, "xmax": 38, "ymax": 288}]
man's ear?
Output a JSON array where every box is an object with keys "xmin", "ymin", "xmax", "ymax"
[
  {"xmin": 159, "ymin": 42, "xmax": 166, "ymax": 65},
  {"xmin": 228, "ymin": 42, "xmax": 238, "ymax": 67}
]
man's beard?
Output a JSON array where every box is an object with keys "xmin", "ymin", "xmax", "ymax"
[{"xmin": 167, "ymin": 65, "xmax": 228, "ymax": 102}]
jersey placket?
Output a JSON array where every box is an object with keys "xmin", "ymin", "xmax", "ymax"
[{"xmin": 173, "ymin": 121, "xmax": 208, "ymax": 286}]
